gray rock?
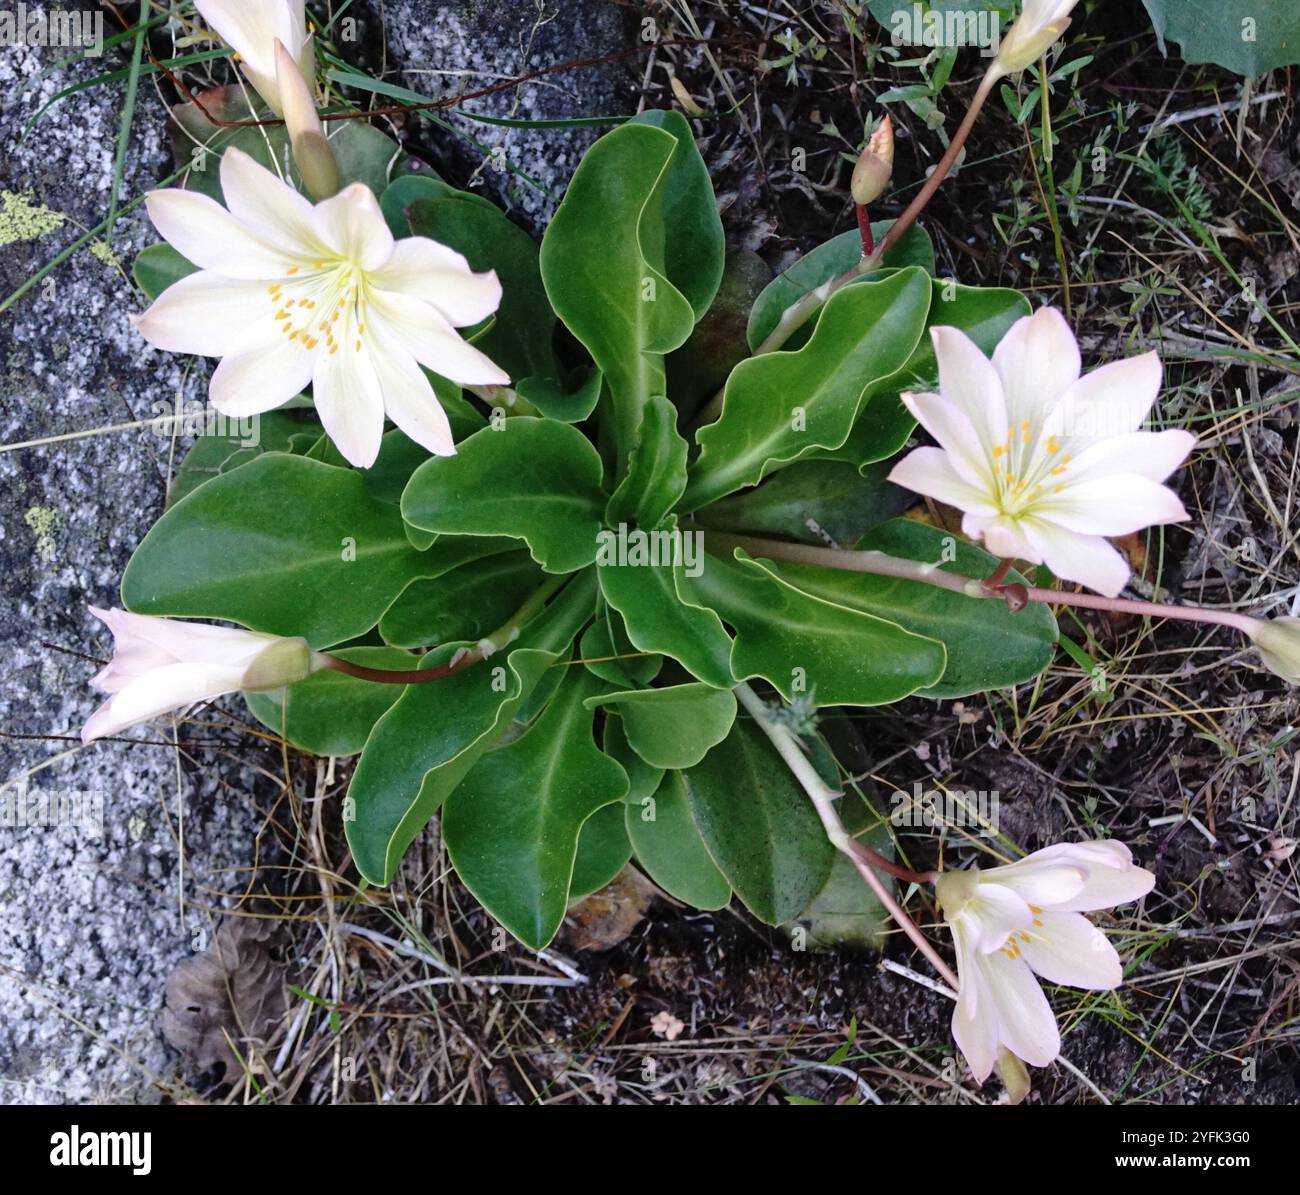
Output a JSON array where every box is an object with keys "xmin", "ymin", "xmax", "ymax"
[{"xmin": 0, "ymin": 1, "xmax": 631, "ymax": 1103}]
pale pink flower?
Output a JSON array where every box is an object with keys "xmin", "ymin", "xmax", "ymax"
[
  {"xmin": 888, "ymin": 307, "xmax": 1195, "ymax": 596},
  {"xmin": 935, "ymin": 840, "xmax": 1155, "ymax": 1083}
]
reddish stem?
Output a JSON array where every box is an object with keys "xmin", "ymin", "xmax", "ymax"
[{"xmin": 856, "ymin": 203, "xmax": 875, "ymax": 257}]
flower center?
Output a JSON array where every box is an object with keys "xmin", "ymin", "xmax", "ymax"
[
  {"xmin": 989, "ymin": 421, "xmax": 1072, "ymax": 515},
  {"xmin": 266, "ymin": 257, "xmax": 369, "ymax": 355}
]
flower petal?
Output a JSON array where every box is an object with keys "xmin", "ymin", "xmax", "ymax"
[
  {"xmin": 900, "ymin": 390, "xmax": 994, "ymax": 488},
  {"xmin": 931, "ymin": 325, "xmax": 1008, "ymax": 449},
  {"xmin": 1024, "ymin": 841, "xmax": 1156, "ymax": 912},
  {"xmin": 967, "ymin": 882, "xmax": 1034, "ymax": 952},
  {"xmin": 81, "ymin": 662, "xmax": 247, "ymax": 743},
  {"xmin": 950, "ymin": 916, "xmax": 999, "ymax": 1083},
  {"xmin": 960, "ymin": 512, "xmax": 1039, "ymax": 562},
  {"xmin": 366, "ymin": 323, "xmax": 455, "ymax": 457},
  {"xmin": 1067, "ymin": 429, "xmax": 1196, "ymax": 484},
  {"xmin": 370, "ymin": 237, "xmax": 503, "ymax": 327},
  {"xmin": 144, "ymin": 189, "xmax": 289, "ymax": 279},
  {"xmin": 312, "ymin": 183, "xmax": 394, "ymax": 271},
  {"xmin": 219, "ymin": 148, "xmax": 325, "ymax": 261},
  {"xmin": 992, "ymin": 307, "xmax": 1081, "ymax": 429},
  {"xmin": 979, "ymin": 864, "xmax": 1087, "ymax": 907},
  {"xmin": 1017, "ymin": 519, "xmax": 1131, "ymax": 597},
  {"xmin": 311, "ymin": 331, "xmax": 387, "ymax": 468},
  {"xmin": 1037, "ymin": 475, "xmax": 1189, "ymax": 535},
  {"xmin": 369, "ymin": 290, "xmax": 509, "ymax": 386},
  {"xmin": 888, "ymin": 447, "xmax": 999, "ymax": 514},
  {"xmin": 1018, "ymin": 911, "xmax": 1124, "ymax": 989},
  {"xmin": 981, "ymin": 950, "xmax": 1061, "ymax": 1068},
  {"xmin": 209, "ymin": 327, "xmax": 319, "ymax": 416},
  {"xmin": 133, "ymin": 272, "xmax": 273, "ymax": 357},
  {"xmin": 1046, "ymin": 351, "xmax": 1163, "ymax": 448}
]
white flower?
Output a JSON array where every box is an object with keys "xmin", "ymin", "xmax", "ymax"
[
  {"xmin": 888, "ymin": 307, "xmax": 1195, "ymax": 596},
  {"xmin": 195, "ymin": 0, "xmax": 315, "ymax": 116},
  {"xmin": 133, "ymin": 148, "xmax": 506, "ymax": 467},
  {"xmin": 935, "ymin": 840, "xmax": 1155, "ymax": 1084},
  {"xmin": 82, "ymin": 608, "xmax": 319, "ymax": 744},
  {"xmin": 994, "ymin": 0, "xmax": 1080, "ymax": 75}
]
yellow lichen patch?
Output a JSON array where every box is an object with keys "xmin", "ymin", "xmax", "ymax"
[
  {"xmin": 89, "ymin": 240, "xmax": 121, "ymax": 267},
  {"xmin": 24, "ymin": 506, "xmax": 61, "ymax": 564},
  {"xmin": 0, "ymin": 191, "xmax": 67, "ymax": 247}
]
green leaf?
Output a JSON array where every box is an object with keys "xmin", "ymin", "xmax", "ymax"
[
  {"xmin": 580, "ymin": 605, "xmax": 662, "ymax": 687},
  {"xmin": 379, "ymin": 174, "xmax": 499, "ymax": 240},
  {"xmin": 691, "ymin": 548, "xmax": 946, "ymax": 705},
  {"xmin": 762, "ymin": 520, "xmax": 1056, "ymax": 698},
  {"xmin": 122, "ymin": 453, "xmax": 435, "ymax": 647},
  {"xmin": 1140, "ymin": 0, "xmax": 1300, "ymax": 76},
  {"xmin": 378, "ymin": 550, "xmax": 546, "ymax": 648},
  {"xmin": 746, "ymin": 222, "xmax": 935, "ymax": 351},
  {"xmin": 605, "ymin": 395, "xmax": 689, "ymax": 530},
  {"xmin": 539, "ymin": 120, "xmax": 707, "ymax": 470},
  {"xmin": 405, "ymin": 194, "xmax": 557, "ymax": 380},
  {"xmin": 791, "ymin": 790, "xmax": 890, "ymax": 948},
  {"xmin": 597, "ymin": 527, "xmax": 735, "ymax": 689},
  {"xmin": 133, "ymin": 242, "xmax": 196, "ymax": 300},
  {"xmin": 693, "ymin": 458, "xmax": 911, "ymax": 547},
  {"xmin": 570, "ymin": 803, "xmax": 634, "ymax": 902},
  {"xmin": 167, "ymin": 410, "xmax": 320, "ymax": 506},
  {"xmin": 586, "ymin": 684, "xmax": 737, "ymax": 769},
  {"xmin": 603, "ymin": 717, "xmax": 664, "ymax": 805},
  {"xmin": 683, "ymin": 718, "xmax": 835, "ymax": 924},
  {"xmin": 837, "ymin": 281, "xmax": 1031, "ymax": 468},
  {"xmin": 401, "ymin": 418, "xmax": 609, "ymax": 573},
  {"xmin": 625, "ymin": 770, "xmax": 731, "ymax": 910},
  {"xmin": 684, "ymin": 268, "xmax": 932, "ymax": 509},
  {"xmin": 625, "ymin": 111, "xmax": 725, "ymax": 318},
  {"xmin": 346, "ymin": 570, "xmax": 596, "ymax": 886},
  {"xmin": 515, "ymin": 368, "xmax": 602, "ymax": 423},
  {"xmin": 443, "ymin": 668, "xmax": 629, "ymax": 948},
  {"xmin": 243, "ymin": 646, "xmax": 411, "ymax": 756}
]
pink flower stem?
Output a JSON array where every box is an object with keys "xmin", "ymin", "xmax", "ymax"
[
  {"xmin": 735, "ymin": 683, "xmax": 958, "ymax": 990},
  {"xmin": 701, "ymin": 530, "xmax": 1262, "ymax": 638}
]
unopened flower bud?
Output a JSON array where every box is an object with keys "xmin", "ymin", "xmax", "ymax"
[
  {"xmin": 851, "ymin": 114, "xmax": 893, "ymax": 205},
  {"xmin": 994, "ymin": 0, "xmax": 1079, "ymax": 76},
  {"xmin": 1249, "ymin": 616, "xmax": 1300, "ymax": 683},
  {"xmin": 275, "ymin": 38, "xmax": 338, "ymax": 200}
]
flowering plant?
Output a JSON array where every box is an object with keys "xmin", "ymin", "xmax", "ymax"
[{"xmin": 81, "ymin": 0, "xmax": 1299, "ymax": 1099}]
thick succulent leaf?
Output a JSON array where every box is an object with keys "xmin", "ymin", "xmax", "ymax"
[
  {"xmin": 746, "ymin": 221, "xmax": 935, "ymax": 351},
  {"xmin": 597, "ymin": 526, "xmax": 735, "ymax": 690},
  {"xmin": 569, "ymin": 803, "xmax": 635, "ymax": 903},
  {"xmin": 580, "ymin": 604, "xmax": 663, "ymax": 687},
  {"xmin": 684, "ymin": 268, "xmax": 932, "ymax": 509},
  {"xmin": 401, "ymin": 418, "xmax": 609, "ymax": 574},
  {"xmin": 1141, "ymin": 0, "xmax": 1300, "ymax": 76},
  {"xmin": 243, "ymin": 646, "xmax": 411, "ymax": 756},
  {"xmin": 122, "ymin": 453, "xmax": 437, "ymax": 648},
  {"xmin": 690, "ymin": 548, "xmax": 946, "ymax": 705},
  {"xmin": 443, "ymin": 668, "xmax": 629, "ymax": 948},
  {"xmin": 764, "ymin": 520, "xmax": 1057, "ymax": 697},
  {"xmin": 693, "ymin": 459, "xmax": 911, "ymax": 548},
  {"xmin": 378, "ymin": 550, "xmax": 546, "ymax": 648},
  {"xmin": 585, "ymin": 684, "xmax": 737, "ymax": 769},
  {"xmin": 605, "ymin": 395, "xmax": 689, "ymax": 530},
  {"xmin": 626, "ymin": 770, "xmax": 731, "ymax": 911},
  {"xmin": 345, "ymin": 570, "xmax": 596, "ymax": 886},
  {"xmin": 539, "ymin": 119, "xmax": 710, "ymax": 470},
  {"xmin": 683, "ymin": 719, "xmax": 835, "ymax": 925}
]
